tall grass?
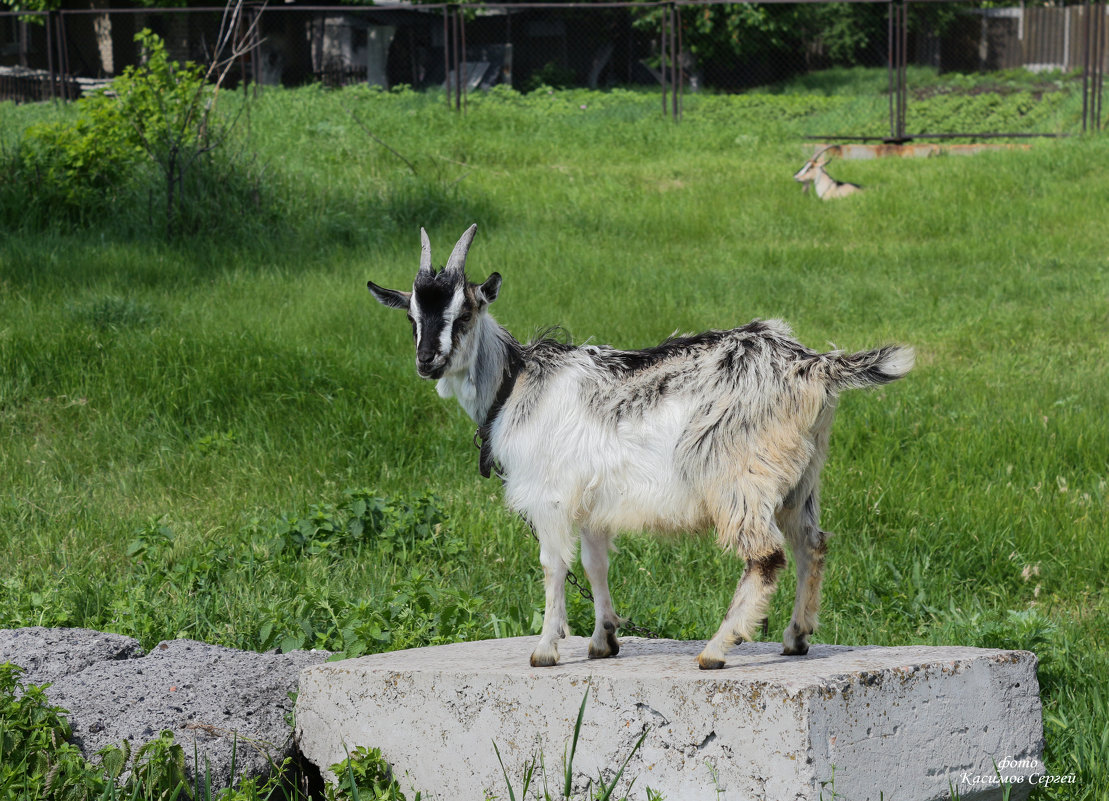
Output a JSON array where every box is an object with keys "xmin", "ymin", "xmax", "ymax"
[{"xmin": 1, "ymin": 74, "xmax": 1107, "ymax": 798}]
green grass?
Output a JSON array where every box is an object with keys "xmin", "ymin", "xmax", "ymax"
[{"xmin": 1, "ymin": 70, "xmax": 1107, "ymax": 799}]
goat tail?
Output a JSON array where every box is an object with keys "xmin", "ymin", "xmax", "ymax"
[{"xmin": 822, "ymin": 344, "xmax": 915, "ymax": 392}]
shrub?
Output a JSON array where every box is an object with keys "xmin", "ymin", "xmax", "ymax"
[{"xmin": 1, "ymin": 30, "xmax": 264, "ymax": 239}]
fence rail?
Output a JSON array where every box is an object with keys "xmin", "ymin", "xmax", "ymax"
[{"xmin": 2, "ymin": 0, "xmax": 1106, "ymax": 136}]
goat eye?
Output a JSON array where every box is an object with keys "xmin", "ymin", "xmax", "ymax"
[{"xmin": 457, "ymin": 312, "xmax": 472, "ymax": 324}]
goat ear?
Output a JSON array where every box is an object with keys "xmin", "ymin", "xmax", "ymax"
[
  {"xmin": 367, "ymin": 280, "xmax": 411, "ymax": 310},
  {"xmin": 478, "ymin": 272, "xmax": 502, "ymax": 304}
]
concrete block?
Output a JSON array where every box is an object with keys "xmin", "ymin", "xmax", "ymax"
[{"xmin": 296, "ymin": 637, "xmax": 1043, "ymax": 801}]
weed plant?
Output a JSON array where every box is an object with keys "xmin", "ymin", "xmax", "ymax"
[
  {"xmin": 493, "ymin": 688, "xmax": 653, "ymax": 801},
  {"xmin": 0, "ymin": 70, "xmax": 1107, "ymax": 799}
]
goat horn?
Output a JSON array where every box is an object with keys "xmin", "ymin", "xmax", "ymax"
[
  {"xmin": 445, "ymin": 224, "xmax": 478, "ymax": 274},
  {"xmin": 419, "ymin": 228, "xmax": 433, "ymax": 275}
]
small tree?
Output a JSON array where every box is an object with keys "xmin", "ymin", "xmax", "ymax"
[
  {"xmin": 110, "ymin": 0, "xmax": 261, "ymax": 238},
  {"xmin": 112, "ymin": 29, "xmax": 211, "ymax": 237},
  {"xmin": 8, "ymin": 0, "xmax": 262, "ymax": 238}
]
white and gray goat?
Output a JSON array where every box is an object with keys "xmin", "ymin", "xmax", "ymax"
[
  {"xmin": 794, "ymin": 147, "xmax": 863, "ymax": 199},
  {"xmin": 368, "ymin": 225, "xmax": 913, "ymax": 669}
]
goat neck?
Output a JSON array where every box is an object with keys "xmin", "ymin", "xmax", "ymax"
[
  {"xmin": 811, "ymin": 166, "xmax": 839, "ymax": 199},
  {"xmin": 437, "ymin": 311, "xmax": 523, "ymax": 429}
]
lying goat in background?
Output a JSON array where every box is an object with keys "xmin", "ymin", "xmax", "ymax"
[
  {"xmin": 794, "ymin": 146, "xmax": 864, "ymax": 199},
  {"xmin": 368, "ymin": 225, "xmax": 913, "ymax": 669}
]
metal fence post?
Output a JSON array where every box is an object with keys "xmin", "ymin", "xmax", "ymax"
[
  {"xmin": 45, "ymin": 10, "xmax": 57, "ymax": 102},
  {"xmin": 1082, "ymin": 0, "xmax": 1100, "ymax": 131},
  {"xmin": 669, "ymin": 2, "xmax": 678, "ymax": 120},
  {"xmin": 442, "ymin": 5, "xmax": 450, "ymax": 110},
  {"xmin": 887, "ymin": 0, "xmax": 894, "ymax": 139},
  {"xmin": 659, "ymin": 6, "xmax": 668, "ymax": 118},
  {"xmin": 55, "ymin": 9, "xmax": 71, "ymax": 101},
  {"xmin": 252, "ymin": 5, "xmax": 262, "ymax": 98},
  {"xmin": 887, "ymin": 0, "xmax": 908, "ymax": 142},
  {"xmin": 669, "ymin": 3, "xmax": 678, "ymax": 121},
  {"xmin": 1096, "ymin": 1, "xmax": 1106, "ymax": 130},
  {"xmin": 452, "ymin": 5, "xmax": 462, "ymax": 111},
  {"xmin": 896, "ymin": 1, "xmax": 904, "ymax": 138},
  {"xmin": 460, "ymin": 4, "xmax": 468, "ymax": 112}
]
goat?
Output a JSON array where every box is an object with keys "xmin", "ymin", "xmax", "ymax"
[
  {"xmin": 794, "ymin": 147, "xmax": 863, "ymax": 199},
  {"xmin": 368, "ymin": 225, "xmax": 913, "ymax": 669}
]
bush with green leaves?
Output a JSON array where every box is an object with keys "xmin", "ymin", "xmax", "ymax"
[{"xmin": 2, "ymin": 29, "xmax": 263, "ymax": 238}]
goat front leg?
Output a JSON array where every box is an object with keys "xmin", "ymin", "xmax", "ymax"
[
  {"xmin": 580, "ymin": 528, "xmax": 620, "ymax": 659},
  {"xmin": 531, "ymin": 536, "xmax": 571, "ymax": 668}
]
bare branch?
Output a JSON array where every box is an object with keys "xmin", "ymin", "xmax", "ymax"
[
  {"xmin": 199, "ymin": 0, "xmax": 265, "ymax": 126},
  {"xmin": 346, "ymin": 107, "xmax": 420, "ymax": 178}
]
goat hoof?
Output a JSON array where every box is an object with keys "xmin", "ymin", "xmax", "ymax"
[
  {"xmin": 601, "ymin": 621, "xmax": 621, "ymax": 655},
  {"xmin": 782, "ymin": 624, "xmax": 810, "ymax": 655},
  {"xmin": 588, "ymin": 628, "xmax": 620, "ymax": 660},
  {"xmin": 606, "ymin": 625, "xmax": 620, "ymax": 655},
  {"xmin": 587, "ymin": 642, "xmax": 612, "ymax": 659},
  {"xmin": 697, "ymin": 653, "xmax": 726, "ymax": 670},
  {"xmin": 530, "ymin": 646, "xmax": 560, "ymax": 667}
]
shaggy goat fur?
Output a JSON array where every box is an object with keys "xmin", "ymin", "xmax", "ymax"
[{"xmin": 368, "ymin": 225, "xmax": 914, "ymax": 669}]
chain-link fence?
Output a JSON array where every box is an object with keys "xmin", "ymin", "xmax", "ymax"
[
  {"xmin": 2, "ymin": 1, "xmax": 1106, "ymax": 137},
  {"xmin": 893, "ymin": 1, "xmax": 1106, "ymax": 137}
]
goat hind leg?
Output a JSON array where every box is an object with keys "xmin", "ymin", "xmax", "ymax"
[
  {"xmin": 580, "ymin": 528, "xmax": 620, "ymax": 659},
  {"xmin": 782, "ymin": 493, "xmax": 828, "ymax": 656},
  {"xmin": 698, "ymin": 547, "xmax": 787, "ymax": 670}
]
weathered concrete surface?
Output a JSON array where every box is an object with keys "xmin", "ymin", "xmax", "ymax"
[
  {"xmin": 296, "ymin": 636, "xmax": 1043, "ymax": 801},
  {"xmin": 0, "ymin": 626, "xmax": 145, "ymax": 685},
  {"xmin": 0, "ymin": 628, "xmax": 330, "ymax": 791}
]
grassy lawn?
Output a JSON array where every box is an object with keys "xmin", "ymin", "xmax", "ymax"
[{"xmin": 1, "ymin": 71, "xmax": 1107, "ymax": 798}]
